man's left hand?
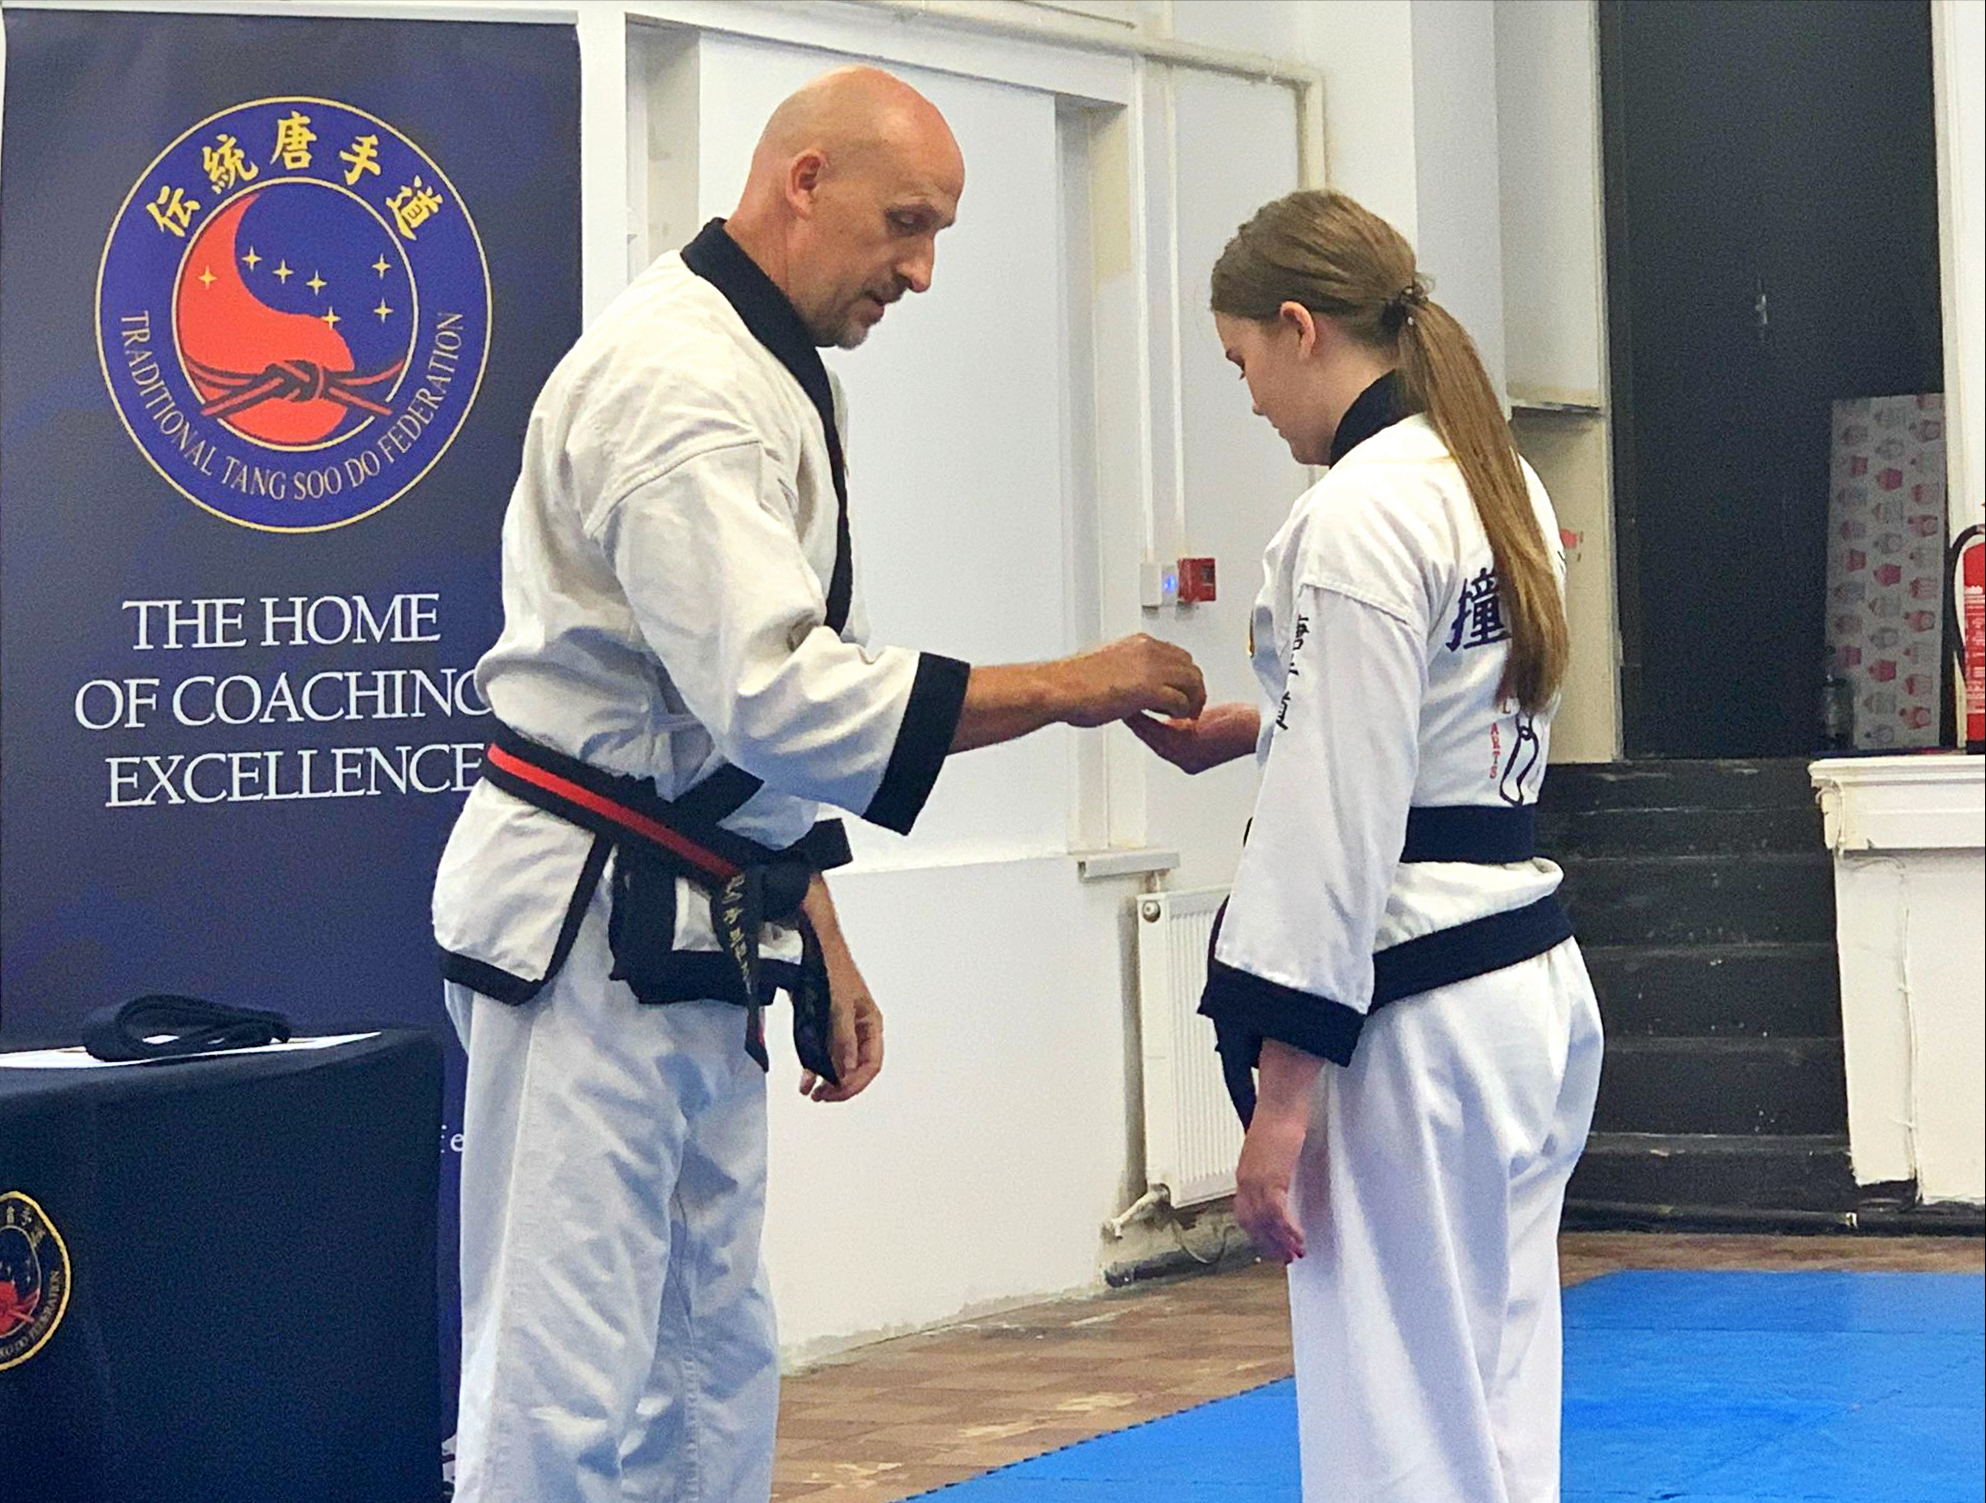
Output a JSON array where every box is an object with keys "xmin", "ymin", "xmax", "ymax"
[{"xmin": 801, "ymin": 966, "xmax": 884, "ymax": 1103}]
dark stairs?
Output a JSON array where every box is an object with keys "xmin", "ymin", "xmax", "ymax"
[{"xmin": 1541, "ymin": 759, "xmax": 1865, "ymax": 1228}]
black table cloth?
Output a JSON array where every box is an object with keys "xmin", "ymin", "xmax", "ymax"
[{"xmin": 0, "ymin": 1028, "xmax": 442, "ymax": 1503}]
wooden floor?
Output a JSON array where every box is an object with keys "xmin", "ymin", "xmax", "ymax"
[{"xmin": 771, "ymin": 1232, "xmax": 1986, "ymax": 1501}]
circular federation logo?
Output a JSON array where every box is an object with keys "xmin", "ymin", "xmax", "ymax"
[
  {"xmin": 0, "ymin": 1191, "xmax": 71, "ymax": 1372},
  {"xmin": 97, "ymin": 98, "xmax": 491, "ymax": 532}
]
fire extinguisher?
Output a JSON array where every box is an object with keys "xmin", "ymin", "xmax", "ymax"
[{"xmin": 1951, "ymin": 522, "xmax": 1985, "ymax": 752}]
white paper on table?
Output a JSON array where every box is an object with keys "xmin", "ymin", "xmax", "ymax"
[{"xmin": 0, "ymin": 1032, "xmax": 381, "ymax": 1069}]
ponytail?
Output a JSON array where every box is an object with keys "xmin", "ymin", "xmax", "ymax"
[
  {"xmin": 1396, "ymin": 299, "xmax": 1568, "ymax": 711},
  {"xmin": 1210, "ymin": 190, "xmax": 1568, "ymax": 711}
]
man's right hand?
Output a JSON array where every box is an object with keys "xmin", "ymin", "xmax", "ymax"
[
  {"xmin": 1055, "ymin": 634, "xmax": 1207, "ymax": 727},
  {"xmin": 950, "ymin": 636, "xmax": 1206, "ymax": 754}
]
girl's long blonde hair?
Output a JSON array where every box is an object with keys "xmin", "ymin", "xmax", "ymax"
[{"xmin": 1211, "ymin": 190, "xmax": 1568, "ymax": 711}]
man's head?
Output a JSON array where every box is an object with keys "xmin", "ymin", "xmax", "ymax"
[{"xmin": 726, "ymin": 67, "xmax": 964, "ymax": 349}]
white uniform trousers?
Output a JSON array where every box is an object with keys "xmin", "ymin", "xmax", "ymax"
[
  {"xmin": 445, "ymin": 876, "xmax": 779, "ymax": 1503},
  {"xmin": 1287, "ymin": 939, "xmax": 1603, "ymax": 1503}
]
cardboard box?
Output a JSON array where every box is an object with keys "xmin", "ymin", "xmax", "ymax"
[{"xmin": 1826, "ymin": 395, "xmax": 1946, "ymax": 749}]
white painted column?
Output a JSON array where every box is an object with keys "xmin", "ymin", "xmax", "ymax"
[{"xmin": 576, "ymin": 5, "xmax": 632, "ymax": 326}]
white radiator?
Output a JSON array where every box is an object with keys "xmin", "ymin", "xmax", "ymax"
[{"xmin": 1133, "ymin": 887, "xmax": 1244, "ymax": 1209}]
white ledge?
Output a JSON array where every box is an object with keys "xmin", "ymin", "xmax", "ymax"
[
  {"xmin": 1073, "ymin": 847, "xmax": 1181, "ymax": 882},
  {"xmin": 1810, "ymin": 754, "xmax": 1986, "ymax": 853}
]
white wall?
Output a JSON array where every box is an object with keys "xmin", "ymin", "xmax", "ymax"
[
  {"xmin": 1494, "ymin": 0, "xmax": 1621, "ymax": 762},
  {"xmin": 769, "ymin": 858, "xmax": 1141, "ymax": 1355},
  {"xmin": 1167, "ymin": 0, "xmax": 1489, "ymax": 271},
  {"xmin": 1408, "ymin": 0, "xmax": 1506, "ymax": 399},
  {"xmin": 660, "ymin": 33, "xmax": 1139, "ymax": 1353},
  {"xmin": 1159, "ymin": 66, "xmax": 1308, "ymax": 889},
  {"xmin": 1495, "ymin": 0, "xmax": 1605, "ymax": 408},
  {"xmin": 1300, "ymin": 1, "xmax": 1420, "ymax": 242},
  {"xmin": 1170, "ymin": 1, "xmax": 1508, "ymax": 388},
  {"xmin": 627, "ymin": 14, "xmax": 1347, "ymax": 1353},
  {"xmin": 1166, "ymin": 0, "xmax": 1420, "ymax": 239},
  {"xmin": 1511, "ymin": 409, "xmax": 1619, "ymax": 761}
]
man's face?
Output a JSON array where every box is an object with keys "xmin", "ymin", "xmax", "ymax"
[{"xmin": 790, "ymin": 138, "xmax": 963, "ymax": 349}]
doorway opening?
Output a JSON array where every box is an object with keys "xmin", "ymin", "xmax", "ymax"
[{"xmin": 1599, "ymin": 0, "xmax": 1946, "ymax": 758}]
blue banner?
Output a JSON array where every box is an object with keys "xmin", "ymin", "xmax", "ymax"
[{"xmin": 0, "ymin": 8, "xmax": 581, "ymax": 1419}]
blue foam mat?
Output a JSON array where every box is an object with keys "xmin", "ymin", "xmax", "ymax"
[{"xmin": 910, "ymin": 1271, "xmax": 1985, "ymax": 1502}]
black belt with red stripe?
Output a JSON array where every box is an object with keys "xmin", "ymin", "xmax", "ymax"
[{"xmin": 477, "ymin": 724, "xmax": 851, "ymax": 1082}]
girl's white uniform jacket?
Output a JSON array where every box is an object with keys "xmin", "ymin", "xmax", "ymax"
[{"xmin": 1202, "ymin": 385, "xmax": 1573, "ymax": 1084}]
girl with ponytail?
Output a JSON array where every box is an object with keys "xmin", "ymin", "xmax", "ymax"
[{"xmin": 1128, "ymin": 190, "xmax": 1602, "ymax": 1503}]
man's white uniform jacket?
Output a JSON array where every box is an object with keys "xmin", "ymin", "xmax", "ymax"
[
  {"xmin": 433, "ymin": 221, "xmax": 969, "ymax": 1018},
  {"xmin": 1201, "ymin": 375, "xmax": 1574, "ymax": 1118}
]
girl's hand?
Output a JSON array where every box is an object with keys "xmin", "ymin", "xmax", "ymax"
[
  {"xmin": 1234, "ymin": 1109, "xmax": 1307, "ymax": 1263},
  {"xmin": 1125, "ymin": 702, "xmax": 1261, "ymax": 774},
  {"xmin": 1233, "ymin": 1039, "xmax": 1326, "ymax": 1264}
]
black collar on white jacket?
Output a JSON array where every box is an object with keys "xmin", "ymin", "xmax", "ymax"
[
  {"xmin": 682, "ymin": 218, "xmax": 853, "ymax": 633},
  {"xmin": 1329, "ymin": 369, "xmax": 1416, "ymax": 466}
]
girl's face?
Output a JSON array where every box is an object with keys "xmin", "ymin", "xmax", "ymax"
[{"xmin": 1215, "ymin": 307, "xmax": 1331, "ymax": 465}]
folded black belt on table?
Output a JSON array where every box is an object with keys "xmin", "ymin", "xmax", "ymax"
[
  {"xmin": 472, "ymin": 725, "xmax": 852, "ymax": 1082},
  {"xmin": 1205, "ymin": 802, "xmax": 1572, "ymax": 1122},
  {"xmin": 81, "ymin": 993, "xmax": 293, "ymax": 1062}
]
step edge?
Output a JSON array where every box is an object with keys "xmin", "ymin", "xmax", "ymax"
[
  {"xmin": 1582, "ymin": 1131, "xmax": 1851, "ymax": 1153},
  {"xmin": 1561, "ymin": 1202, "xmax": 1867, "ymax": 1231},
  {"xmin": 1549, "ymin": 857, "xmax": 1827, "ymax": 869},
  {"xmin": 1538, "ymin": 804, "xmax": 1822, "ymax": 819},
  {"xmin": 1579, "ymin": 940, "xmax": 1840, "ymax": 959},
  {"xmin": 1600, "ymin": 1036, "xmax": 1845, "ymax": 1055}
]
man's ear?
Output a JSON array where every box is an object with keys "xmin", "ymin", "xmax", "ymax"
[{"xmin": 787, "ymin": 149, "xmax": 828, "ymax": 218}]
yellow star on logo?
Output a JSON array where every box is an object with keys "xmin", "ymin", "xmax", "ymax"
[
  {"xmin": 307, "ymin": 271, "xmax": 326, "ymax": 295},
  {"xmin": 373, "ymin": 255, "xmax": 391, "ymax": 277},
  {"xmin": 241, "ymin": 246, "xmax": 262, "ymax": 270},
  {"xmin": 273, "ymin": 261, "xmax": 294, "ymax": 283},
  {"xmin": 198, "ymin": 267, "xmax": 217, "ymax": 288},
  {"xmin": 322, "ymin": 307, "xmax": 342, "ymax": 330},
  {"xmin": 374, "ymin": 300, "xmax": 394, "ymax": 322}
]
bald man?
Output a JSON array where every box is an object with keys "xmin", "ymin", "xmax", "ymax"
[{"xmin": 432, "ymin": 67, "xmax": 1203, "ymax": 1503}]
